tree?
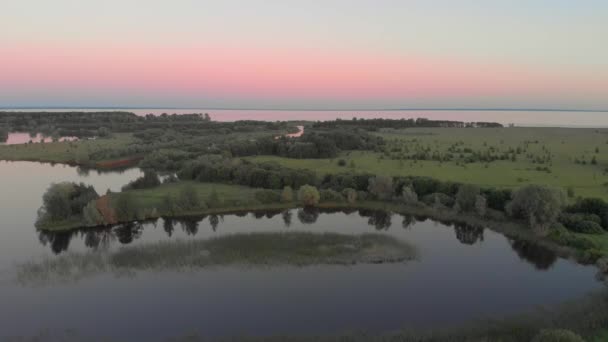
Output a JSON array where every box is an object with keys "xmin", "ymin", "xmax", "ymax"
[
  {"xmin": 82, "ymin": 200, "xmax": 104, "ymax": 226},
  {"xmin": 401, "ymin": 186, "xmax": 418, "ymax": 205},
  {"xmin": 39, "ymin": 182, "xmax": 74, "ymax": 221},
  {"xmin": 506, "ymin": 185, "xmax": 566, "ymax": 230},
  {"xmin": 281, "ymin": 186, "xmax": 294, "ymax": 203},
  {"xmin": 297, "ymin": 185, "xmax": 320, "ymax": 206},
  {"xmin": 342, "ymin": 188, "xmax": 358, "ymax": 204},
  {"xmin": 455, "ymin": 184, "xmax": 480, "ymax": 212},
  {"xmin": 475, "ymin": 195, "xmax": 487, "ymax": 217},
  {"xmin": 368, "ymin": 175, "xmax": 394, "ymax": 200}
]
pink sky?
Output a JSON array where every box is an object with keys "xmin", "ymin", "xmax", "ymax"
[{"xmin": 3, "ymin": 42, "xmax": 606, "ymax": 109}]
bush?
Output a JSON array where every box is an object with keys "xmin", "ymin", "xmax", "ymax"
[
  {"xmin": 298, "ymin": 185, "xmax": 320, "ymax": 206},
  {"xmin": 368, "ymin": 175, "xmax": 394, "ymax": 200},
  {"xmin": 342, "ymin": 188, "xmax": 357, "ymax": 204},
  {"xmin": 281, "ymin": 186, "xmax": 294, "ymax": 203},
  {"xmin": 558, "ymin": 213, "xmax": 604, "ymax": 234},
  {"xmin": 320, "ymin": 189, "xmax": 344, "ymax": 202},
  {"xmin": 482, "ymin": 188, "xmax": 512, "ymax": 211},
  {"xmin": 337, "ymin": 159, "xmax": 347, "ymax": 166},
  {"xmin": 421, "ymin": 192, "xmax": 454, "ymax": 208},
  {"xmin": 566, "ymin": 197, "xmax": 608, "ymax": 229},
  {"xmin": 531, "ymin": 329, "xmax": 585, "ymax": 342},
  {"xmin": 455, "ymin": 184, "xmax": 480, "ymax": 212},
  {"xmin": 254, "ymin": 189, "xmax": 281, "ymax": 204}
]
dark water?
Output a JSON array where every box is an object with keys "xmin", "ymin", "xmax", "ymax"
[{"xmin": 0, "ymin": 161, "xmax": 603, "ymax": 341}]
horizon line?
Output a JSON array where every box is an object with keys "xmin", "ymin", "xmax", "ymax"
[{"xmin": 1, "ymin": 106, "xmax": 607, "ymax": 113}]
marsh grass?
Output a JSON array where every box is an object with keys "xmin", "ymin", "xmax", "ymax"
[{"xmin": 15, "ymin": 232, "xmax": 417, "ymax": 285}]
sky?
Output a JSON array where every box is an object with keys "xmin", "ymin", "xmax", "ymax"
[{"xmin": 1, "ymin": 0, "xmax": 607, "ymax": 110}]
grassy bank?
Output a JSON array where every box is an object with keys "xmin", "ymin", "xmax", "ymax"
[
  {"xmin": 36, "ymin": 180, "xmax": 608, "ymax": 263},
  {"xmin": 0, "ymin": 133, "xmax": 137, "ymax": 166},
  {"xmin": 16, "ymin": 232, "xmax": 417, "ymax": 284}
]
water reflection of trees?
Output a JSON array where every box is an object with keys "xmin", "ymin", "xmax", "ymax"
[
  {"xmin": 358, "ymin": 209, "xmax": 392, "ymax": 230},
  {"xmin": 297, "ymin": 208, "xmax": 319, "ymax": 224},
  {"xmin": 38, "ymin": 221, "xmax": 145, "ymax": 254},
  {"xmin": 453, "ymin": 223, "xmax": 484, "ymax": 245},
  {"xmin": 509, "ymin": 239, "xmax": 557, "ymax": 270},
  {"xmin": 282, "ymin": 210, "xmax": 292, "ymax": 227}
]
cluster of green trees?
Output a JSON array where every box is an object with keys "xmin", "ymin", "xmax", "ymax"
[
  {"xmin": 312, "ymin": 118, "xmax": 503, "ymax": 130},
  {"xmin": 178, "ymin": 156, "xmax": 317, "ymax": 189},
  {"xmin": 121, "ymin": 170, "xmax": 161, "ymax": 191},
  {"xmin": 36, "ymin": 182, "xmax": 99, "ymax": 226}
]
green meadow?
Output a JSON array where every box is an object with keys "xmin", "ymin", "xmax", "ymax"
[{"xmin": 251, "ymin": 127, "xmax": 608, "ymax": 200}]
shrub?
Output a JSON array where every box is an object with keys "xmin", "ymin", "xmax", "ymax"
[
  {"xmin": 254, "ymin": 189, "xmax": 281, "ymax": 204},
  {"xmin": 342, "ymin": 188, "xmax": 357, "ymax": 204},
  {"xmin": 531, "ymin": 329, "xmax": 585, "ymax": 342},
  {"xmin": 455, "ymin": 184, "xmax": 480, "ymax": 212},
  {"xmin": 566, "ymin": 197, "xmax": 608, "ymax": 229},
  {"xmin": 421, "ymin": 192, "xmax": 454, "ymax": 208},
  {"xmin": 337, "ymin": 159, "xmax": 347, "ymax": 167},
  {"xmin": 482, "ymin": 188, "xmax": 512, "ymax": 211},
  {"xmin": 558, "ymin": 213, "xmax": 604, "ymax": 234},
  {"xmin": 368, "ymin": 175, "xmax": 394, "ymax": 200},
  {"xmin": 281, "ymin": 186, "xmax": 294, "ymax": 203},
  {"xmin": 320, "ymin": 189, "xmax": 344, "ymax": 203},
  {"xmin": 298, "ymin": 185, "xmax": 320, "ymax": 206}
]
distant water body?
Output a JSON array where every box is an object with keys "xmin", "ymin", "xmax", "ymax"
[{"xmin": 4, "ymin": 108, "xmax": 608, "ymax": 128}]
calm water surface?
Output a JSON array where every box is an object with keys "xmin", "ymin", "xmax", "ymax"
[{"xmin": 0, "ymin": 161, "xmax": 603, "ymax": 340}]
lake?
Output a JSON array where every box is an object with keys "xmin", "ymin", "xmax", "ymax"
[
  {"xmin": 0, "ymin": 161, "xmax": 603, "ymax": 340},
  {"xmin": 0, "ymin": 132, "xmax": 78, "ymax": 145},
  {"xmin": 3, "ymin": 109, "xmax": 608, "ymax": 127}
]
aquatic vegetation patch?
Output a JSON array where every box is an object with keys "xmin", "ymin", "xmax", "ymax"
[{"xmin": 15, "ymin": 232, "xmax": 417, "ymax": 284}]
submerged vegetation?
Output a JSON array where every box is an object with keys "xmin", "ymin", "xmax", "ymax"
[{"xmin": 16, "ymin": 232, "xmax": 417, "ymax": 284}]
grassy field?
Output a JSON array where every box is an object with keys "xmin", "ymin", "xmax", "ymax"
[
  {"xmin": 251, "ymin": 127, "xmax": 608, "ymax": 200},
  {"xmin": 0, "ymin": 133, "xmax": 136, "ymax": 164},
  {"xmin": 115, "ymin": 181, "xmax": 262, "ymax": 210}
]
